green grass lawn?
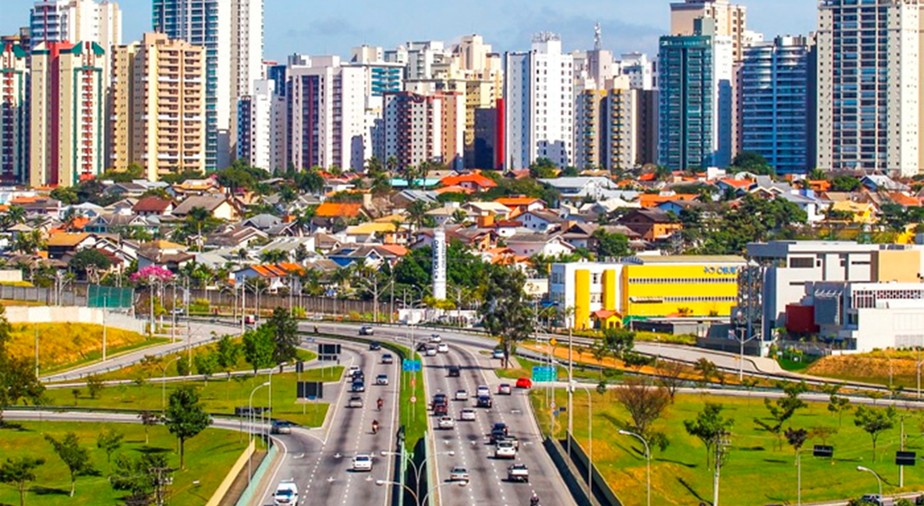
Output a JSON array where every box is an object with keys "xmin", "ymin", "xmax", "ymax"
[
  {"xmin": 92, "ymin": 341, "xmax": 317, "ymax": 382},
  {"xmin": 533, "ymin": 390, "xmax": 924, "ymax": 506},
  {"xmin": 42, "ymin": 368, "xmax": 341, "ymax": 428},
  {"xmin": 0, "ymin": 421, "xmax": 246, "ymax": 506},
  {"xmin": 388, "ymin": 342, "xmax": 427, "ymax": 450},
  {"xmin": 41, "ymin": 337, "xmax": 171, "ymax": 376}
]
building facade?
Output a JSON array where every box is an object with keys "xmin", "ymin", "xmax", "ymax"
[
  {"xmin": 30, "ymin": 0, "xmax": 122, "ymax": 50},
  {"xmin": 739, "ymin": 35, "xmax": 814, "ymax": 175},
  {"xmin": 816, "ymin": 0, "xmax": 924, "ymax": 176},
  {"xmin": 110, "ymin": 32, "xmax": 206, "ymax": 180},
  {"xmin": 671, "ymin": 0, "xmax": 748, "ymax": 61},
  {"xmin": 575, "ymin": 78, "xmax": 640, "ymax": 171},
  {"xmin": 0, "ymin": 41, "xmax": 29, "ymax": 184},
  {"xmin": 504, "ymin": 33, "xmax": 574, "ymax": 170},
  {"xmin": 382, "ymin": 91, "xmax": 465, "ymax": 171},
  {"xmin": 237, "ymin": 78, "xmax": 286, "ymax": 173},
  {"xmin": 30, "ymin": 41, "xmax": 106, "ymax": 187}
]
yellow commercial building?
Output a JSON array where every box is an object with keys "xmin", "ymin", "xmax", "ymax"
[{"xmin": 550, "ymin": 256, "xmax": 745, "ymax": 330}]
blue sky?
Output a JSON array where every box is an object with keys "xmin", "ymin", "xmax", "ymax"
[{"xmin": 3, "ymin": 0, "xmax": 815, "ymax": 60}]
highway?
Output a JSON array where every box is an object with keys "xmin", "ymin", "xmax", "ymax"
[{"xmin": 256, "ymin": 338, "xmax": 400, "ymax": 506}]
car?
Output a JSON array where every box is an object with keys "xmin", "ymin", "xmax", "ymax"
[
  {"xmin": 438, "ymin": 416, "xmax": 455, "ymax": 429},
  {"xmin": 434, "ymin": 403, "xmax": 448, "ymax": 416},
  {"xmin": 492, "ymin": 348, "xmax": 505, "ymax": 359},
  {"xmin": 477, "ymin": 385, "xmax": 490, "ymax": 397},
  {"xmin": 496, "ymin": 434, "xmax": 519, "ymax": 449},
  {"xmin": 476, "ymin": 395, "xmax": 493, "ymax": 408},
  {"xmin": 430, "ymin": 334, "xmax": 442, "ymax": 343},
  {"xmin": 460, "ymin": 409, "xmax": 476, "ymax": 421},
  {"xmin": 271, "ymin": 421, "xmax": 293, "ymax": 435},
  {"xmin": 352, "ymin": 454, "xmax": 373, "ymax": 472},
  {"xmin": 375, "ymin": 374, "xmax": 389, "ymax": 386},
  {"xmin": 498, "ymin": 384, "xmax": 512, "ymax": 395},
  {"xmin": 449, "ymin": 466, "xmax": 469, "ymax": 482},
  {"xmin": 454, "ymin": 389, "xmax": 468, "ymax": 401},
  {"xmin": 516, "ymin": 377, "xmax": 532, "ymax": 389},
  {"xmin": 437, "ymin": 343, "xmax": 449, "ymax": 353},
  {"xmin": 368, "ymin": 341, "xmax": 381, "ymax": 350},
  {"xmin": 448, "ymin": 365, "xmax": 461, "ymax": 377},
  {"xmin": 507, "ymin": 464, "xmax": 529, "ymax": 482},
  {"xmin": 416, "ymin": 342, "xmax": 429, "ymax": 352},
  {"xmin": 433, "ymin": 393, "xmax": 448, "ymax": 405},
  {"xmin": 490, "ymin": 423, "xmax": 508, "ymax": 443},
  {"xmin": 425, "ymin": 347, "xmax": 437, "ymax": 357},
  {"xmin": 860, "ymin": 495, "xmax": 885, "ymax": 506},
  {"xmin": 360, "ymin": 326, "xmax": 375, "ymax": 336},
  {"xmin": 351, "ymin": 380, "xmax": 365, "ymax": 393},
  {"xmin": 347, "ymin": 396, "xmax": 364, "ymax": 408},
  {"xmin": 244, "ymin": 314, "xmax": 256, "ymax": 325},
  {"xmin": 382, "ymin": 353, "xmax": 394, "ymax": 364},
  {"xmin": 495, "ymin": 441, "xmax": 517, "ymax": 459},
  {"xmin": 273, "ymin": 480, "xmax": 299, "ymax": 505},
  {"xmin": 916, "ymin": 494, "xmax": 924, "ymax": 506},
  {"xmin": 347, "ymin": 365, "xmax": 361, "ymax": 377}
]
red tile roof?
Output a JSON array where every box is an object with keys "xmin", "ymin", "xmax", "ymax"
[
  {"xmin": 440, "ymin": 173, "xmax": 498, "ymax": 189},
  {"xmin": 133, "ymin": 196, "xmax": 173, "ymax": 213},
  {"xmin": 315, "ymin": 202, "xmax": 364, "ymax": 218}
]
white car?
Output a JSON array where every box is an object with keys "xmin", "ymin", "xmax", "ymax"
[
  {"xmin": 477, "ymin": 385, "xmax": 490, "ymax": 398},
  {"xmin": 430, "ymin": 334, "xmax": 442, "ymax": 343},
  {"xmin": 375, "ymin": 374, "xmax": 389, "ymax": 386},
  {"xmin": 347, "ymin": 365, "xmax": 361, "ymax": 377},
  {"xmin": 273, "ymin": 481, "xmax": 299, "ymax": 505},
  {"xmin": 454, "ymin": 389, "xmax": 469, "ymax": 401},
  {"xmin": 498, "ymin": 384, "xmax": 512, "ymax": 395},
  {"xmin": 347, "ymin": 396, "xmax": 364, "ymax": 408},
  {"xmin": 492, "ymin": 349, "xmax": 505, "ymax": 359},
  {"xmin": 494, "ymin": 442, "xmax": 517, "ymax": 459},
  {"xmin": 425, "ymin": 347, "xmax": 438, "ymax": 357},
  {"xmin": 352, "ymin": 454, "xmax": 373, "ymax": 472},
  {"xmin": 460, "ymin": 409, "xmax": 476, "ymax": 421},
  {"xmin": 438, "ymin": 416, "xmax": 455, "ymax": 430},
  {"xmin": 449, "ymin": 466, "xmax": 469, "ymax": 482},
  {"xmin": 437, "ymin": 343, "xmax": 449, "ymax": 353}
]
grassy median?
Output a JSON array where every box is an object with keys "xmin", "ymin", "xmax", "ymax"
[{"xmin": 0, "ymin": 421, "xmax": 245, "ymax": 506}]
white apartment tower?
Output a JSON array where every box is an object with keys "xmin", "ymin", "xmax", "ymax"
[
  {"xmin": 153, "ymin": 0, "xmax": 264, "ymax": 171},
  {"xmin": 237, "ymin": 79, "xmax": 286, "ymax": 173},
  {"xmin": 670, "ymin": 0, "xmax": 747, "ymax": 62},
  {"xmin": 504, "ymin": 33, "xmax": 574, "ymax": 170},
  {"xmin": 30, "ymin": 0, "xmax": 122, "ymax": 50},
  {"xmin": 816, "ymin": 0, "xmax": 924, "ymax": 177}
]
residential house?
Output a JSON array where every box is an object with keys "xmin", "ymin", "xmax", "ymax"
[
  {"xmin": 391, "ymin": 190, "xmax": 441, "ymax": 209},
  {"xmin": 327, "ymin": 244, "xmax": 409, "ymax": 268},
  {"xmin": 439, "ymin": 172, "xmax": 498, "ymax": 193},
  {"xmin": 257, "ymin": 237, "xmax": 317, "ymax": 262},
  {"xmin": 132, "ymin": 197, "xmax": 174, "ymax": 217},
  {"xmin": 516, "ymin": 209, "xmax": 564, "ymax": 233},
  {"xmin": 779, "ymin": 192, "xmax": 826, "ymax": 224},
  {"xmin": 494, "ymin": 197, "xmax": 546, "ymax": 214},
  {"xmin": 46, "ymin": 232, "xmax": 96, "ymax": 260},
  {"xmin": 312, "ymin": 202, "xmax": 369, "ymax": 233},
  {"xmin": 344, "ymin": 222, "xmax": 402, "ymax": 244},
  {"xmin": 172, "ymin": 195, "xmax": 241, "ymax": 221},
  {"xmin": 136, "ymin": 240, "xmax": 194, "ymax": 270},
  {"xmin": 538, "ymin": 177, "xmax": 620, "ymax": 202},
  {"xmin": 637, "ymin": 193, "xmax": 699, "ymax": 209},
  {"xmin": 84, "ymin": 213, "xmax": 155, "ymax": 235},
  {"xmin": 861, "ymin": 175, "xmax": 910, "ymax": 193},
  {"xmin": 242, "ymin": 214, "xmax": 283, "ymax": 231},
  {"xmin": 233, "ymin": 263, "xmax": 305, "ymax": 292},
  {"xmin": 617, "ymin": 209, "xmax": 682, "ymax": 242},
  {"xmin": 204, "ymin": 225, "xmax": 268, "ymax": 251},
  {"xmin": 504, "ymin": 232, "xmax": 575, "ymax": 258},
  {"xmin": 829, "ymin": 200, "xmax": 879, "ymax": 224}
]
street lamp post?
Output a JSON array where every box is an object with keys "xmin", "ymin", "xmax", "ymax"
[
  {"xmin": 856, "ymin": 466, "xmax": 883, "ymax": 498},
  {"xmin": 160, "ymin": 356, "xmax": 182, "ymax": 413},
  {"xmin": 380, "ymin": 450, "xmax": 454, "ymax": 500},
  {"xmin": 248, "ymin": 381, "xmax": 271, "ymax": 483},
  {"xmin": 572, "ymin": 382, "xmax": 594, "ymax": 494},
  {"xmin": 734, "ymin": 310, "xmax": 758, "ymax": 382},
  {"xmin": 619, "ymin": 430, "xmax": 651, "ymax": 506}
]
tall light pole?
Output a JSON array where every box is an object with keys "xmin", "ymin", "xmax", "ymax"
[
  {"xmin": 856, "ymin": 466, "xmax": 883, "ymax": 498},
  {"xmin": 380, "ymin": 449, "xmax": 455, "ymax": 500},
  {"xmin": 619, "ymin": 430, "xmax": 651, "ymax": 506},
  {"xmin": 102, "ymin": 295, "xmax": 108, "ymax": 361},
  {"xmin": 572, "ymin": 383, "xmax": 594, "ymax": 493},
  {"xmin": 565, "ymin": 306, "xmax": 574, "ymax": 458},
  {"xmin": 734, "ymin": 310, "xmax": 758, "ymax": 381},
  {"xmin": 248, "ymin": 381, "xmax": 271, "ymax": 483}
]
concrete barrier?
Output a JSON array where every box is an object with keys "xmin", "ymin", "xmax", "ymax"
[
  {"xmin": 206, "ymin": 439, "xmax": 255, "ymax": 506},
  {"xmin": 543, "ymin": 436, "xmax": 600, "ymax": 506},
  {"xmin": 235, "ymin": 442, "xmax": 279, "ymax": 506},
  {"xmin": 566, "ymin": 433, "xmax": 623, "ymax": 506}
]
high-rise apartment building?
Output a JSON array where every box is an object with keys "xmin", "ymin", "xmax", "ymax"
[
  {"xmin": 289, "ymin": 56, "xmax": 366, "ymax": 171},
  {"xmin": 30, "ymin": 0, "xmax": 121, "ymax": 50},
  {"xmin": 110, "ymin": 32, "xmax": 205, "ymax": 181},
  {"xmin": 816, "ymin": 0, "xmax": 924, "ymax": 176},
  {"xmin": 658, "ymin": 19, "xmax": 734, "ymax": 170},
  {"xmin": 504, "ymin": 33, "xmax": 574, "ymax": 170},
  {"xmin": 30, "ymin": 41, "xmax": 106, "ymax": 187},
  {"xmin": 381, "ymin": 91, "xmax": 465, "ymax": 171},
  {"xmin": 739, "ymin": 35, "xmax": 814, "ymax": 175},
  {"xmin": 0, "ymin": 41, "xmax": 30, "ymax": 184},
  {"xmin": 575, "ymin": 78, "xmax": 640, "ymax": 171},
  {"xmin": 153, "ymin": 0, "xmax": 263, "ymax": 171},
  {"xmin": 238, "ymin": 79, "xmax": 286, "ymax": 173},
  {"xmin": 671, "ymin": 0, "xmax": 747, "ymax": 61}
]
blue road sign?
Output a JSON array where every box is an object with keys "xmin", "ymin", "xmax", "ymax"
[
  {"xmin": 402, "ymin": 359, "xmax": 422, "ymax": 372},
  {"xmin": 532, "ymin": 365, "xmax": 556, "ymax": 383}
]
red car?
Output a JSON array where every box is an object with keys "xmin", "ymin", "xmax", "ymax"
[{"xmin": 515, "ymin": 377, "xmax": 532, "ymax": 389}]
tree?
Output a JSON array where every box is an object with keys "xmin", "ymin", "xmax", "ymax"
[
  {"xmin": 809, "ymin": 425, "xmax": 838, "ymax": 446},
  {"xmin": 731, "ymin": 151, "xmax": 774, "ymax": 176},
  {"xmin": 0, "ymin": 456, "xmax": 45, "ymax": 506},
  {"xmin": 601, "ymin": 327, "xmax": 636, "ymax": 361},
  {"xmin": 86, "ymin": 374, "xmax": 104, "ymax": 399},
  {"xmin": 693, "ymin": 358, "xmax": 719, "ymax": 388},
  {"xmin": 753, "ymin": 382, "xmax": 807, "ymax": 450},
  {"xmin": 68, "ymin": 249, "xmax": 113, "ymax": 275},
  {"xmin": 684, "ymin": 403, "xmax": 733, "ymax": 469},
  {"xmin": 193, "ymin": 352, "xmax": 218, "ymax": 379},
  {"xmin": 44, "ymin": 432, "xmax": 95, "ymax": 497},
  {"xmin": 175, "ymin": 356, "xmax": 191, "ymax": 377},
  {"xmin": 215, "ymin": 335, "xmax": 240, "ymax": 373},
  {"xmin": 614, "ymin": 378, "xmax": 671, "ymax": 450},
  {"xmin": 137, "ymin": 411, "xmax": 160, "ymax": 446},
  {"xmin": 529, "ymin": 158, "xmax": 558, "ymax": 179},
  {"xmin": 478, "ymin": 265, "xmax": 535, "ymax": 368},
  {"xmin": 110, "ymin": 452, "xmax": 172, "ymax": 506},
  {"xmin": 259, "ymin": 249, "xmax": 288, "ymax": 263},
  {"xmin": 164, "ymin": 386, "xmax": 211, "ymax": 469},
  {"xmin": 784, "ymin": 427, "xmax": 808, "ymax": 455},
  {"xmin": 0, "ymin": 303, "xmax": 45, "ymax": 424},
  {"xmin": 831, "ymin": 175, "xmax": 861, "ymax": 192},
  {"xmin": 50, "ymin": 186, "xmax": 79, "ymax": 205},
  {"xmin": 826, "ymin": 385, "xmax": 852, "ymax": 427},
  {"xmin": 853, "ymin": 405, "xmax": 896, "ymax": 461},
  {"xmin": 656, "ymin": 360, "xmax": 686, "ymax": 402},
  {"xmin": 265, "ymin": 307, "xmax": 299, "ymax": 364},
  {"xmin": 592, "ymin": 229, "xmax": 630, "ymax": 259},
  {"xmin": 96, "ymin": 428, "xmax": 124, "ymax": 467},
  {"xmin": 242, "ymin": 326, "xmax": 276, "ymax": 373}
]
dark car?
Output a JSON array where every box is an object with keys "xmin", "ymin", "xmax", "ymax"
[
  {"xmin": 490, "ymin": 422, "xmax": 508, "ymax": 443},
  {"xmin": 270, "ymin": 420, "xmax": 294, "ymax": 434},
  {"xmin": 416, "ymin": 342, "xmax": 429, "ymax": 352},
  {"xmin": 448, "ymin": 366, "xmax": 461, "ymax": 377},
  {"xmin": 434, "ymin": 403, "xmax": 448, "ymax": 416},
  {"xmin": 476, "ymin": 395, "xmax": 493, "ymax": 408},
  {"xmin": 351, "ymin": 380, "xmax": 365, "ymax": 393},
  {"xmin": 368, "ymin": 341, "xmax": 381, "ymax": 350},
  {"xmin": 433, "ymin": 393, "xmax": 448, "ymax": 406}
]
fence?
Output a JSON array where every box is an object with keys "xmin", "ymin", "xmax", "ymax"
[
  {"xmin": 185, "ymin": 288, "xmax": 392, "ymax": 318},
  {"xmin": 0, "ymin": 284, "xmax": 86, "ymax": 306}
]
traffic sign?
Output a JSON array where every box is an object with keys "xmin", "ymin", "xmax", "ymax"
[
  {"xmin": 402, "ymin": 359, "xmax": 422, "ymax": 372},
  {"xmin": 410, "ymin": 396, "xmax": 417, "ymax": 404},
  {"xmin": 532, "ymin": 365, "xmax": 556, "ymax": 383},
  {"xmin": 549, "ymin": 338, "xmax": 557, "ymax": 347}
]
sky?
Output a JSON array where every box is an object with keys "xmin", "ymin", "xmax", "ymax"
[{"xmin": 2, "ymin": 0, "xmax": 816, "ymax": 60}]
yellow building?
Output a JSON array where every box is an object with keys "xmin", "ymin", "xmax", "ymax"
[
  {"xmin": 550, "ymin": 255, "xmax": 746, "ymax": 330},
  {"xmin": 110, "ymin": 32, "xmax": 206, "ymax": 181}
]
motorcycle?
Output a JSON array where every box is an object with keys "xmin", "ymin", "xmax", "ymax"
[
  {"xmin": 372, "ymin": 420, "xmax": 379, "ymax": 434},
  {"xmin": 530, "ymin": 494, "xmax": 539, "ymax": 506},
  {"xmin": 377, "ymin": 398, "xmax": 383, "ymax": 411}
]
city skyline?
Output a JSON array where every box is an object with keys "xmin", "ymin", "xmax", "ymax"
[{"xmin": 2, "ymin": 0, "xmax": 815, "ymax": 59}]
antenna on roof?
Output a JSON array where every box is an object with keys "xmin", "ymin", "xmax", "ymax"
[{"xmin": 594, "ymin": 23, "xmax": 602, "ymax": 51}]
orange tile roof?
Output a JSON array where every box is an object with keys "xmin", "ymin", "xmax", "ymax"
[
  {"xmin": 494, "ymin": 197, "xmax": 542, "ymax": 207},
  {"xmin": 435, "ymin": 185, "xmax": 474, "ymax": 195},
  {"xmin": 378, "ymin": 244, "xmax": 409, "ymax": 257},
  {"xmin": 638, "ymin": 173, "xmax": 657, "ymax": 182},
  {"xmin": 718, "ymin": 178, "xmax": 755, "ymax": 188},
  {"xmin": 250, "ymin": 263, "xmax": 305, "ymax": 278},
  {"xmin": 10, "ymin": 196, "xmax": 41, "ymax": 205},
  {"xmin": 439, "ymin": 173, "xmax": 498, "ymax": 189},
  {"xmin": 314, "ymin": 202, "xmax": 364, "ymax": 218},
  {"xmin": 637, "ymin": 193, "xmax": 698, "ymax": 208},
  {"xmin": 46, "ymin": 232, "xmax": 90, "ymax": 247},
  {"xmin": 808, "ymin": 180, "xmax": 832, "ymax": 192},
  {"xmin": 69, "ymin": 216, "xmax": 91, "ymax": 230},
  {"xmin": 889, "ymin": 192, "xmax": 922, "ymax": 207}
]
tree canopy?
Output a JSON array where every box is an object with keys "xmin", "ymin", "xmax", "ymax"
[
  {"xmin": 163, "ymin": 386, "xmax": 211, "ymax": 469},
  {"xmin": 478, "ymin": 265, "xmax": 535, "ymax": 367}
]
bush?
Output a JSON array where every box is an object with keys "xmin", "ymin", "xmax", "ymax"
[
  {"xmin": 189, "ymin": 298, "xmax": 210, "ymax": 314},
  {"xmin": 176, "ymin": 356, "xmax": 191, "ymax": 376},
  {"xmin": 291, "ymin": 307, "xmax": 307, "ymax": 319}
]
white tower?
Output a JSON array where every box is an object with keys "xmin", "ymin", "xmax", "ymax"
[{"xmin": 432, "ymin": 227, "xmax": 447, "ymax": 301}]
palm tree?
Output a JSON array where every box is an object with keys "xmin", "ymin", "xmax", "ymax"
[
  {"xmin": 405, "ymin": 200, "xmax": 432, "ymax": 232},
  {"xmin": 3, "ymin": 205, "xmax": 26, "ymax": 228}
]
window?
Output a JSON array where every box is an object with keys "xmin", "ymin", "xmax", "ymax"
[{"xmin": 789, "ymin": 257, "xmax": 814, "ymax": 268}]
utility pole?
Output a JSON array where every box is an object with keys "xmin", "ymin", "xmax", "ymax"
[{"xmin": 34, "ymin": 326, "xmax": 39, "ymax": 377}]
